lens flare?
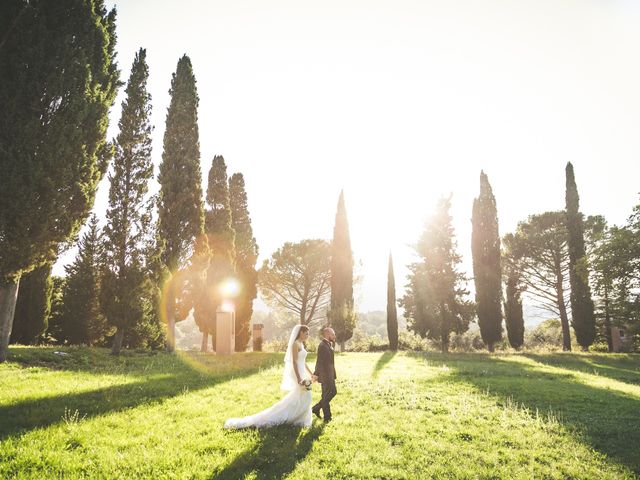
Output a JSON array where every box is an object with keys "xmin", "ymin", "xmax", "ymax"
[{"xmin": 220, "ymin": 278, "xmax": 240, "ymax": 298}]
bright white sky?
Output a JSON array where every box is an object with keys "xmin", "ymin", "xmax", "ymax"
[{"xmin": 54, "ymin": 0, "xmax": 640, "ymax": 315}]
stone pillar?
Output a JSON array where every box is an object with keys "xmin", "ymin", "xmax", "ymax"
[
  {"xmin": 215, "ymin": 307, "xmax": 235, "ymax": 355},
  {"xmin": 253, "ymin": 323, "xmax": 264, "ymax": 352}
]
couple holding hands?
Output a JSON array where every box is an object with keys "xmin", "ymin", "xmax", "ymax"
[{"xmin": 224, "ymin": 325, "xmax": 338, "ymax": 429}]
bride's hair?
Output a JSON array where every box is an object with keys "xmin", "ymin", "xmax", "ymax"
[{"xmin": 295, "ymin": 325, "xmax": 309, "ymax": 340}]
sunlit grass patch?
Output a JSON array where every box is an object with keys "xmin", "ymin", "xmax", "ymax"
[{"xmin": 1, "ymin": 347, "xmax": 638, "ymax": 479}]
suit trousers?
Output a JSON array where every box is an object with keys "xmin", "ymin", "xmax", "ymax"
[{"xmin": 313, "ymin": 380, "xmax": 337, "ymax": 420}]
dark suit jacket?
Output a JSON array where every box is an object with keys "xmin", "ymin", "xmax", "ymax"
[{"xmin": 314, "ymin": 339, "xmax": 336, "ymax": 384}]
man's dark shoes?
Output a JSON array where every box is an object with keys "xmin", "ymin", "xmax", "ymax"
[
  {"xmin": 324, "ymin": 417, "xmax": 332, "ymax": 423},
  {"xmin": 312, "ymin": 407, "xmax": 322, "ymax": 420}
]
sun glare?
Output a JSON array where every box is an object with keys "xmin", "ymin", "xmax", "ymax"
[{"xmin": 220, "ymin": 279, "xmax": 240, "ymax": 298}]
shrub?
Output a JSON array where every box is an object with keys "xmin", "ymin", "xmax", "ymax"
[
  {"xmin": 262, "ymin": 335, "xmax": 319, "ymax": 353},
  {"xmin": 524, "ymin": 319, "xmax": 564, "ymax": 350}
]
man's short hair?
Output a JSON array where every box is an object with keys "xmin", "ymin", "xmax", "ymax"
[{"xmin": 321, "ymin": 326, "xmax": 333, "ymax": 335}]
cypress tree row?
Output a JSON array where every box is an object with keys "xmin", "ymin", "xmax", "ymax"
[
  {"xmin": 328, "ymin": 191, "xmax": 356, "ymax": 351},
  {"xmin": 203, "ymin": 155, "xmax": 236, "ymax": 350},
  {"xmin": 157, "ymin": 55, "xmax": 205, "ymax": 351},
  {"xmin": 10, "ymin": 263, "xmax": 53, "ymax": 345},
  {"xmin": 565, "ymin": 162, "xmax": 596, "ymax": 350},
  {"xmin": 387, "ymin": 252, "xmax": 399, "ymax": 351},
  {"xmin": 60, "ymin": 215, "xmax": 110, "ymax": 345},
  {"xmin": 229, "ymin": 173, "xmax": 259, "ymax": 352},
  {"xmin": 502, "ymin": 234, "xmax": 525, "ymax": 349},
  {"xmin": 101, "ymin": 48, "xmax": 155, "ymax": 355},
  {"xmin": 471, "ymin": 171, "xmax": 503, "ymax": 352},
  {"xmin": 0, "ymin": 0, "xmax": 119, "ymax": 362}
]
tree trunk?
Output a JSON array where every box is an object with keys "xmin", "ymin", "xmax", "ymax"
[
  {"xmin": 487, "ymin": 342, "xmax": 495, "ymax": 353},
  {"xmin": 165, "ymin": 279, "xmax": 175, "ymax": 352},
  {"xmin": 555, "ymin": 270, "xmax": 571, "ymax": 352},
  {"xmin": 201, "ymin": 330, "xmax": 208, "ymax": 352},
  {"xmin": 211, "ymin": 331, "xmax": 216, "ymax": 352},
  {"xmin": 604, "ymin": 287, "xmax": 613, "ymax": 353},
  {"xmin": 111, "ymin": 328, "xmax": 124, "ymax": 356},
  {"xmin": 0, "ymin": 278, "xmax": 20, "ymax": 363},
  {"xmin": 440, "ymin": 303, "xmax": 449, "ymax": 353},
  {"xmin": 300, "ymin": 298, "xmax": 307, "ymax": 325},
  {"xmin": 441, "ymin": 336, "xmax": 449, "ymax": 353},
  {"xmin": 339, "ymin": 341, "xmax": 345, "ymax": 352},
  {"xmin": 558, "ymin": 299, "xmax": 571, "ymax": 351}
]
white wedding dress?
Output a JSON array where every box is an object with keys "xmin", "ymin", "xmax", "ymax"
[{"xmin": 223, "ymin": 336, "xmax": 312, "ymax": 429}]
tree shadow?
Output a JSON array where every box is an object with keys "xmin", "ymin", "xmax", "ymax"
[
  {"xmin": 521, "ymin": 353, "xmax": 640, "ymax": 386},
  {"xmin": 213, "ymin": 422, "xmax": 326, "ymax": 479},
  {"xmin": 5, "ymin": 346, "xmax": 282, "ymax": 377},
  {"xmin": 0, "ymin": 355, "xmax": 282, "ymax": 441},
  {"xmin": 446, "ymin": 355, "xmax": 640, "ymax": 475},
  {"xmin": 371, "ymin": 351, "xmax": 397, "ymax": 378}
]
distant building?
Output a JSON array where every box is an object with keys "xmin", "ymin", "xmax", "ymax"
[{"xmin": 611, "ymin": 326, "xmax": 634, "ymax": 352}]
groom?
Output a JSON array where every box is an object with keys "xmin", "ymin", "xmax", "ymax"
[{"xmin": 312, "ymin": 327, "xmax": 337, "ymax": 422}]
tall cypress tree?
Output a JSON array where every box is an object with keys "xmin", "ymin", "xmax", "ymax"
[
  {"xmin": 229, "ymin": 173, "xmax": 259, "ymax": 352},
  {"xmin": 387, "ymin": 252, "xmax": 399, "ymax": 351},
  {"xmin": 502, "ymin": 234, "xmax": 525, "ymax": 349},
  {"xmin": 471, "ymin": 171, "xmax": 503, "ymax": 352},
  {"xmin": 101, "ymin": 49, "xmax": 154, "ymax": 355},
  {"xmin": 399, "ymin": 196, "xmax": 473, "ymax": 353},
  {"xmin": 46, "ymin": 276, "xmax": 66, "ymax": 344},
  {"xmin": 565, "ymin": 162, "xmax": 596, "ymax": 350},
  {"xmin": 133, "ymin": 214, "xmax": 167, "ymax": 351},
  {"xmin": 60, "ymin": 215, "xmax": 110, "ymax": 345},
  {"xmin": 0, "ymin": 0, "xmax": 119, "ymax": 362},
  {"xmin": 181, "ymin": 235, "xmax": 212, "ymax": 352},
  {"xmin": 10, "ymin": 263, "xmax": 53, "ymax": 345},
  {"xmin": 203, "ymin": 155, "xmax": 236, "ymax": 350},
  {"xmin": 328, "ymin": 191, "xmax": 355, "ymax": 351},
  {"xmin": 157, "ymin": 55, "xmax": 204, "ymax": 351}
]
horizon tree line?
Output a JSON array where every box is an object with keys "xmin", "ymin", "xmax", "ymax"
[{"xmin": 398, "ymin": 163, "xmax": 638, "ymax": 353}]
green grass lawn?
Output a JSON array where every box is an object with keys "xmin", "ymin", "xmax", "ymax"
[{"xmin": 1, "ymin": 347, "xmax": 639, "ymax": 479}]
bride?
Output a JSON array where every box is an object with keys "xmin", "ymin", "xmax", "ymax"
[{"xmin": 223, "ymin": 324, "xmax": 316, "ymax": 429}]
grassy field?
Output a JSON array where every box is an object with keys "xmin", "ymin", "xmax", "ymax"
[{"xmin": 1, "ymin": 347, "xmax": 639, "ymax": 479}]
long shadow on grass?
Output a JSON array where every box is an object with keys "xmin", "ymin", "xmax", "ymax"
[
  {"xmin": 372, "ymin": 351, "xmax": 396, "ymax": 378},
  {"xmin": 6, "ymin": 346, "xmax": 164, "ymax": 374},
  {"xmin": 6, "ymin": 347, "xmax": 283, "ymax": 377},
  {"xmin": 214, "ymin": 423, "xmax": 325, "ymax": 479},
  {"xmin": 521, "ymin": 353, "xmax": 640, "ymax": 386},
  {"xmin": 444, "ymin": 355, "xmax": 640, "ymax": 475},
  {"xmin": 0, "ymin": 356, "xmax": 282, "ymax": 441}
]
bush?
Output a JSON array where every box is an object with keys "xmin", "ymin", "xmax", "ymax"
[
  {"xmin": 524, "ymin": 318, "xmax": 565, "ymax": 350},
  {"xmin": 348, "ymin": 333, "xmax": 387, "ymax": 352},
  {"xmin": 448, "ymin": 328, "xmax": 486, "ymax": 352},
  {"xmin": 345, "ymin": 330, "xmax": 433, "ymax": 352},
  {"xmin": 590, "ymin": 341, "xmax": 610, "ymax": 353},
  {"xmin": 263, "ymin": 336, "xmax": 289, "ymax": 352},
  {"xmin": 262, "ymin": 335, "xmax": 319, "ymax": 353},
  {"xmin": 398, "ymin": 330, "xmax": 431, "ymax": 351}
]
